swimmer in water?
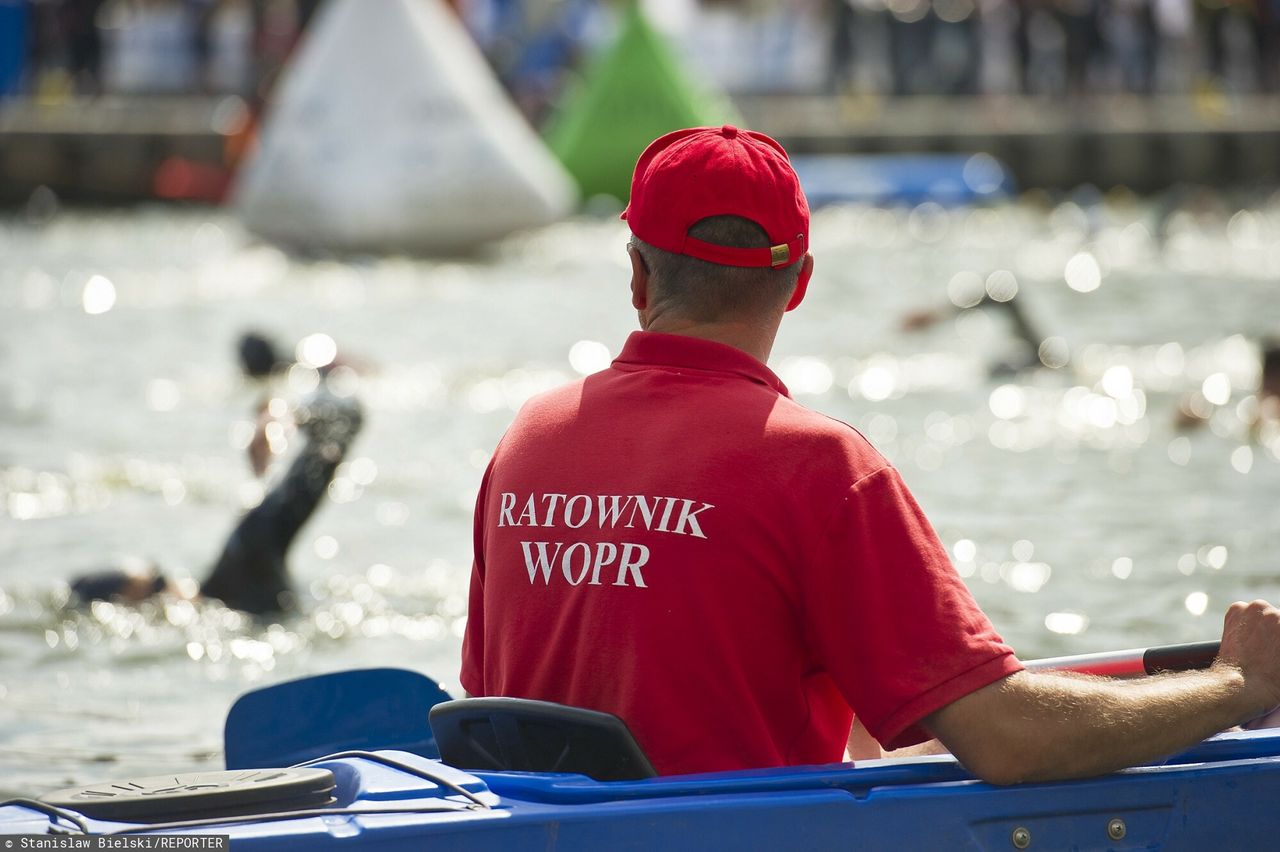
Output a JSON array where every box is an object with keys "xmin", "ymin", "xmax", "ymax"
[
  {"xmin": 1262, "ymin": 344, "xmax": 1280, "ymax": 426},
  {"xmin": 237, "ymin": 329, "xmax": 369, "ymax": 382},
  {"xmin": 69, "ymin": 371, "xmax": 363, "ymax": 616},
  {"xmin": 201, "ymin": 386, "xmax": 362, "ymax": 612},
  {"xmin": 899, "ymin": 288, "xmax": 1057, "ymax": 377},
  {"xmin": 237, "ymin": 330, "xmax": 293, "ymax": 380}
]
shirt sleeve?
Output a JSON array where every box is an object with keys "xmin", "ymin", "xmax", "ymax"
[{"xmin": 801, "ymin": 466, "xmax": 1023, "ymax": 750}]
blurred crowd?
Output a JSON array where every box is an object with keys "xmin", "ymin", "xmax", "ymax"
[
  {"xmin": 821, "ymin": 0, "xmax": 1280, "ymax": 95},
  {"xmin": 1, "ymin": 0, "xmax": 1276, "ymax": 103},
  {"xmin": 5, "ymin": 0, "xmax": 319, "ymax": 101}
]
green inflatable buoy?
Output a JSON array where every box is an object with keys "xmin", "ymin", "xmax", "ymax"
[{"xmin": 545, "ymin": 2, "xmax": 737, "ymax": 202}]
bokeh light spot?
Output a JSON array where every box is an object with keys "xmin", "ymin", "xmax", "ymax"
[
  {"xmin": 1038, "ymin": 337, "xmax": 1070, "ymax": 369},
  {"xmin": 568, "ymin": 340, "xmax": 611, "ymax": 375},
  {"xmin": 989, "ymin": 385, "xmax": 1025, "ymax": 420},
  {"xmin": 854, "ymin": 366, "xmax": 896, "ymax": 402},
  {"xmin": 146, "ymin": 379, "xmax": 181, "ymax": 412},
  {"xmin": 947, "ymin": 271, "xmax": 985, "ymax": 308},
  {"xmin": 1006, "ymin": 561, "xmax": 1051, "ymax": 593},
  {"xmin": 82, "ymin": 275, "xmax": 117, "ymax": 314},
  {"xmin": 1202, "ymin": 373, "xmax": 1232, "ymax": 406},
  {"xmin": 1064, "ymin": 252, "xmax": 1102, "ymax": 293},
  {"xmin": 296, "ymin": 333, "xmax": 338, "ymax": 369},
  {"xmin": 1101, "ymin": 366, "xmax": 1133, "ymax": 399},
  {"xmin": 314, "ymin": 535, "xmax": 339, "ymax": 560},
  {"xmin": 1177, "ymin": 554, "xmax": 1196, "ymax": 575},
  {"xmin": 779, "ymin": 357, "xmax": 834, "ymax": 395},
  {"xmin": 1168, "ymin": 437, "xmax": 1191, "ymax": 466},
  {"xmin": 985, "ymin": 270, "xmax": 1018, "ymax": 302},
  {"xmin": 1045, "ymin": 611, "xmax": 1088, "ymax": 635}
]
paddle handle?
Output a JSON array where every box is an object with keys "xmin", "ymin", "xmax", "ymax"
[{"xmin": 1025, "ymin": 640, "xmax": 1221, "ymax": 677}]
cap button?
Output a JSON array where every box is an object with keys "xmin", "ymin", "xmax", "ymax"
[{"xmin": 721, "ymin": 125, "xmax": 738, "ymax": 138}]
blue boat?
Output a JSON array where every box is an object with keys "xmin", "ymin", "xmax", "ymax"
[
  {"xmin": 4, "ymin": 662, "xmax": 1279, "ymax": 849},
  {"xmin": 790, "ymin": 153, "xmax": 1016, "ymax": 207}
]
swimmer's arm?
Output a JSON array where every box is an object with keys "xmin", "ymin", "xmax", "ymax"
[{"xmin": 247, "ymin": 399, "xmax": 274, "ymax": 477}]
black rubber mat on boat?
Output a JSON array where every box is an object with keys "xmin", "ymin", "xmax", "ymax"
[{"xmin": 41, "ymin": 767, "xmax": 336, "ymax": 822}]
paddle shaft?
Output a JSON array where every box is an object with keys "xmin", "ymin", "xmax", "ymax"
[{"xmin": 1025, "ymin": 640, "xmax": 1221, "ymax": 677}]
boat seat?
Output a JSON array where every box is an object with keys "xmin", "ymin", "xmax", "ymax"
[
  {"xmin": 224, "ymin": 668, "xmax": 451, "ymax": 769},
  {"xmin": 429, "ymin": 697, "xmax": 657, "ymax": 781}
]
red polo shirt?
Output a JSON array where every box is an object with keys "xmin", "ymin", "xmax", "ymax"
[{"xmin": 461, "ymin": 331, "xmax": 1021, "ymax": 776}]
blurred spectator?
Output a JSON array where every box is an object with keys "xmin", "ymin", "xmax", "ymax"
[
  {"xmin": 100, "ymin": 0, "xmax": 199, "ymax": 93},
  {"xmin": 1155, "ymin": 0, "xmax": 1195, "ymax": 91},
  {"xmin": 1106, "ymin": 0, "xmax": 1157, "ymax": 93},
  {"xmin": 63, "ymin": 0, "xmax": 106, "ymax": 92},
  {"xmin": 828, "ymin": 0, "xmax": 857, "ymax": 92},
  {"xmin": 15, "ymin": 0, "xmax": 304, "ymax": 97},
  {"xmin": 6, "ymin": 0, "xmax": 1279, "ymax": 102}
]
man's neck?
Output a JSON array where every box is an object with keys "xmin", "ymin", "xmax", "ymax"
[{"xmin": 640, "ymin": 314, "xmax": 780, "ymax": 364}]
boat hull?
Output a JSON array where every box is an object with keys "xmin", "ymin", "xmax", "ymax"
[{"xmin": 5, "ymin": 729, "xmax": 1280, "ymax": 850}]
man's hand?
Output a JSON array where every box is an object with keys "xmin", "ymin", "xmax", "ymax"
[{"xmin": 1217, "ymin": 599, "xmax": 1280, "ymax": 719}]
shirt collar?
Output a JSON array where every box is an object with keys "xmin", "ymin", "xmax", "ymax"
[{"xmin": 612, "ymin": 331, "xmax": 791, "ymax": 397}]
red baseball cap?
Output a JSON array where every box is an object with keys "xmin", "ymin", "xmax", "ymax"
[{"xmin": 622, "ymin": 125, "xmax": 810, "ymax": 269}]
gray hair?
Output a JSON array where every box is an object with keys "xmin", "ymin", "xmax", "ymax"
[{"xmin": 629, "ymin": 216, "xmax": 802, "ymax": 322}]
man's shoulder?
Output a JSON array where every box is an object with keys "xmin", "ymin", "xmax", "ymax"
[
  {"xmin": 770, "ymin": 395, "xmax": 879, "ymax": 448},
  {"xmin": 756, "ymin": 396, "xmax": 890, "ymax": 484},
  {"xmin": 507, "ymin": 376, "xmax": 589, "ymax": 428}
]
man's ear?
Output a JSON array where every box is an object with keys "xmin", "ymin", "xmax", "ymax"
[
  {"xmin": 784, "ymin": 253, "xmax": 813, "ymax": 313},
  {"xmin": 628, "ymin": 244, "xmax": 650, "ymax": 311}
]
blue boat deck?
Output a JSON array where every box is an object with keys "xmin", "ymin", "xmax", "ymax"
[{"xmin": 5, "ymin": 728, "xmax": 1280, "ymax": 849}]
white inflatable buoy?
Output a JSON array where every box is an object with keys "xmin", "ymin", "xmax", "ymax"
[{"xmin": 233, "ymin": 0, "xmax": 577, "ymax": 254}]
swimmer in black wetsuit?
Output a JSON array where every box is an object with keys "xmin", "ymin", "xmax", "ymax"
[
  {"xmin": 69, "ymin": 387, "xmax": 362, "ymax": 615},
  {"xmin": 198, "ymin": 388, "xmax": 362, "ymax": 612},
  {"xmin": 900, "ymin": 288, "xmax": 1057, "ymax": 376},
  {"xmin": 237, "ymin": 330, "xmax": 292, "ymax": 380}
]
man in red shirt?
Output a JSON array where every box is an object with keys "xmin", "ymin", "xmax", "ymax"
[{"xmin": 461, "ymin": 125, "xmax": 1280, "ymax": 783}]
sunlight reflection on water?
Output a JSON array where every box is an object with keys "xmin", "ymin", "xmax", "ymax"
[{"xmin": 0, "ymin": 196, "xmax": 1278, "ymax": 794}]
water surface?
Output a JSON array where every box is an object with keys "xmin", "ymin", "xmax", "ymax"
[{"xmin": 1, "ymin": 199, "xmax": 1277, "ymax": 796}]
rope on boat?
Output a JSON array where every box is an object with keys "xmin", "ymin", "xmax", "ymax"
[
  {"xmin": 292, "ymin": 750, "xmax": 493, "ymax": 809},
  {"xmin": 0, "ymin": 798, "xmax": 90, "ymax": 834}
]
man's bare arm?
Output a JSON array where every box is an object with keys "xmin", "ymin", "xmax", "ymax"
[
  {"xmin": 923, "ymin": 600, "xmax": 1280, "ymax": 785},
  {"xmin": 925, "ymin": 665, "xmax": 1248, "ymax": 784},
  {"xmin": 847, "ymin": 717, "xmax": 947, "ymax": 760},
  {"xmin": 846, "ymin": 671, "xmax": 1203, "ymax": 764}
]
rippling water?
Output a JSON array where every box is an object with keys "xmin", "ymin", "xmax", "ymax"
[{"xmin": 2, "ymin": 197, "xmax": 1278, "ymax": 797}]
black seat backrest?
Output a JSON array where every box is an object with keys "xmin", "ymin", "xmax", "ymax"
[{"xmin": 429, "ymin": 697, "xmax": 657, "ymax": 781}]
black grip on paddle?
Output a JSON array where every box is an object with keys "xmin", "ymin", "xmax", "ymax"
[{"xmin": 1143, "ymin": 640, "xmax": 1220, "ymax": 674}]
